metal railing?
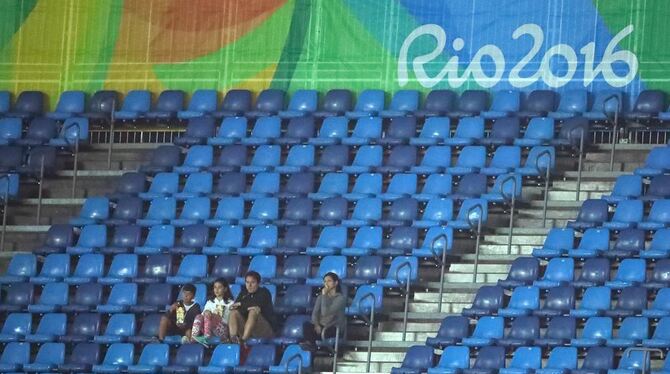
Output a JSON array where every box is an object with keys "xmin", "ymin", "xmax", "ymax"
[
  {"xmin": 35, "ymin": 154, "xmax": 46, "ymax": 225},
  {"xmin": 395, "ymin": 260, "xmax": 413, "ymax": 342},
  {"xmin": 284, "ymin": 350, "xmax": 305, "ymax": 374},
  {"xmin": 0, "ymin": 174, "xmax": 10, "ymax": 251},
  {"xmin": 62, "ymin": 121, "xmax": 82, "ymax": 198},
  {"xmin": 355, "ymin": 291, "xmax": 377, "ymax": 372},
  {"xmin": 604, "ymin": 94, "xmax": 621, "ymax": 171},
  {"xmin": 571, "ymin": 126, "xmax": 586, "ymax": 201},
  {"xmin": 467, "ymin": 203, "xmax": 484, "ymax": 283},
  {"xmin": 430, "ymin": 233, "xmax": 450, "ymax": 313},
  {"xmin": 499, "ymin": 174, "xmax": 518, "ymax": 254},
  {"xmin": 623, "ymin": 347, "xmax": 663, "ymax": 374},
  {"xmin": 107, "ymin": 98, "xmax": 116, "ymax": 169},
  {"xmin": 535, "ymin": 149, "xmax": 553, "ymax": 228}
]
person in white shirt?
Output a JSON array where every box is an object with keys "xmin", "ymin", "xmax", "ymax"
[{"xmin": 190, "ymin": 278, "xmax": 234, "ymax": 344}]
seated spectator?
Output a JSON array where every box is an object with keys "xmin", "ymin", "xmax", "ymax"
[
  {"xmin": 302, "ymin": 272, "xmax": 346, "ymax": 350},
  {"xmin": 191, "ymin": 278, "xmax": 234, "ymax": 345},
  {"xmin": 159, "ymin": 283, "xmax": 202, "ymax": 342},
  {"xmin": 229, "ymin": 271, "xmax": 275, "ymax": 344}
]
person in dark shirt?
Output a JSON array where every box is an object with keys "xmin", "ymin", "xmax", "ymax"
[
  {"xmin": 228, "ymin": 271, "xmax": 275, "ymax": 344},
  {"xmin": 159, "ymin": 283, "xmax": 202, "ymax": 342}
]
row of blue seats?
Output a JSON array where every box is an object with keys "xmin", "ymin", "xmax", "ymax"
[
  {"xmin": 569, "ymin": 199, "xmax": 670, "ymax": 231},
  {"xmin": 534, "ymin": 226, "xmax": 670, "ymax": 259},
  {"xmin": 2, "ymin": 87, "xmax": 665, "ymax": 124},
  {"xmin": 0, "ymin": 253, "xmax": 417, "ymax": 290},
  {"xmin": 139, "ymin": 144, "xmax": 557, "ymax": 178},
  {"xmin": 0, "ymin": 117, "xmax": 89, "ymax": 147},
  {"xmin": 393, "ymin": 344, "xmax": 670, "ymax": 374},
  {"xmin": 465, "ymin": 285, "xmax": 669, "ymax": 319},
  {"xmin": 0, "ymin": 341, "xmax": 309, "ymax": 374},
  {"xmin": 605, "ymin": 174, "xmax": 670, "ymax": 203},
  {"xmin": 173, "ymin": 115, "xmax": 570, "ymax": 148},
  {"xmin": 501, "ymin": 256, "xmax": 670, "ymax": 290}
]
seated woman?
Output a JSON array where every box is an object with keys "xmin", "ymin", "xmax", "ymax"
[
  {"xmin": 191, "ymin": 278, "xmax": 234, "ymax": 345},
  {"xmin": 228, "ymin": 271, "xmax": 276, "ymax": 344},
  {"xmin": 302, "ymin": 272, "xmax": 347, "ymax": 350}
]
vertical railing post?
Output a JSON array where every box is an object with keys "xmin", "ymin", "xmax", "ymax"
[
  {"xmin": 623, "ymin": 347, "xmax": 663, "ymax": 374},
  {"xmin": 68, "ymin": 122, "xmax": 81, "ymax": 198},
  {"xmin": 1, "ymin": 175, "xmax": 9, "ymax": 251},
  {"xmin": 500, "ymin": 175, "xmax": 518, "ymax": 254},
  {"xmin": 535, "ymin": 149, "xmax": 553, "ymax": 228},
  {"xmin": 107, "ymin": 98, "xmax": 116, "ymax": 170},
  {"xmin": 575, "ymin": 127, "xmax": 585, "ymax": 201},
  {"xmin": 331, "ymin": 326, "xmax": 340, "ymax": 374},
  {"xmin": 430, "ymin": 234, "xmax": 449, "ymax": 313},
  {"xmin": 394, "ymin": 261, "xmax": 412, "ymax": 342},
  {"xmin": 36, "ymin": 155, "xmax": 45, "ymax": 225},
  {"xmin": 366, "ymin": 301, "xmax": 375, "ymax": 372},
  {"xmin": 468, "ymin": 204, "xmax": 484, "ymax": 283},
  {"xmin": 605, "ymin": 94, "xmax": 621, "ymax": 171}
]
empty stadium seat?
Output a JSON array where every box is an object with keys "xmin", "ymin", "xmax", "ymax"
[
  {"xmin": 603, "ymin": 175, "xmax": 643, "ymax": 204},
  {"xmin": 22, "ymin": 342, "xmax": 65, "ymax": 373},
  {"xmin": 314, "ymin": 89, "xmax": 353, "ymax": 117},
  {"xmin": 567, "ymin": 199, "xmax": 609, "ymax": 230},
  {"xmin": 444, "ymin": 116, "xmax": 485, "ymax": 146},
  {"xmin": 499, "ymin": 346, "xmax": 542, "ymax": 374},
  {"xmin": 518, "ymin": 90, "xmax": 557, "ymax": 117},
  {"xmin": 0, "ymin": 313, "xmax": 31, "ymax": 343},
  {"xmin": 146, "ymin": 90, "xmax": 185, "ymax": 121},
  {"xmin": 234, "ymin": 344, "xmax": 276, "ymax": 374},
  {"xmin": 498, "ymin": 257, "xmax": 539, "ymax": 288},
  {"xmin": 0, "ymin": 118, "xmax": 22, "ymax": 145},
  {"xmin": 391, "ymin": 345, "xmax": 435, "ymax": 374},
  {"xmin": 583, "ymin": 90, "xmax": 622, "ymax": 121},
  {"xmin": 0, "ymin": 282, "xmax": 33, "ymax": 312},
  {"xmin": 379, "ymin": 117, "xmax": 417, "ymax": 145},
  {"xmin": 448, "ymin": 90, "xmax": 489, "ymax": 118},
  {"xmin": 213, "ymin": 89, "xmax": 252, "ymax": 118},
  {"xmin": 533, "ymin": 286, "xmax": 575, "ymax": 318},
  {"xmin": 569, "ymin": 286, "xmax": 611, "ymax": 318},
  {"xmin": 92, "ymin": 342, "xmax": 134, "ymax": 373},
  {"xmin": 61, "ymin": 284, "xmax": 103, "ymax": 313},
  {"xmin": 625, "ymin": 90, "xmax": 666, "ymax": 122},
  {"xmin": 178, "ymin": 89, "xmax": 218, "ymax": 120},
  {"xmin": 534, "ymin": 316, "xmax": 576, "ymax": 347},
  {"xmin": 114, "ymin": 90, "xmax": 151, "ymax": 121},
  {"xmin": 514, "ymin": 117, "xmax": 555, "ymax": 147},
  {"xmin": 346, "ymin": 89, "xmax": 385, "ymax": 118},
  {"xmin": 410, "ymin": 117, "xmax": 450, "ymax": 146},
  {"xmin": 549, "ymin": 89, "xmax": 588, "ymax": 119},
  {"xmin": 498, "ymin": 286, "xmax": 540, "ymax": 317},
  {"xmin": 635, "ymin": 147, "xmax": 670, "ymax": 177},
  {"xmin": 462, "ymin": 286, "xmax": 504, "ymax": 317},
  {"xmin": 24, "ymin": 313, "xmax": 66, "ymax": 343},
  {"xmin": 17, "ymin": 117, "xmax": 57, "ymax": 146},
  {"xmin": 246, "ymin": 89, "xmax": 286, "ymax": 118},
  {"xmin": 0, "ymin": 253, "xmax": 36, "ymax": 283},
  {"xmin": 535, "ymin": 347, "xmax": 577, "ymax": 374},
  {"xmin": 209, "ymin": 117, "xmax": 248, "ymax": 146},
  {"xmin": 46, "ymin": 90, "xmax": 86, "ymax": 120},
  {"xmin": 6, "ymin": 91, "xmax": 45, "ymax": 119},
  {"xmin": 84, "ymin": 90, "xmax": 119, "ymax": 121},
  {"xmin": 481, "ymin": 90, "xmax": 520, "ymax": 119},
  {"xmin": 279, "ymin": 89, "xmax": 318, "ymax": 118},
  {"xmin": 571, "ymin": 316, "xmax": 612, "ymax": 347},
  {"xmin": 57, "ymin": 342, "xmax": 101, "ymax": 373}
]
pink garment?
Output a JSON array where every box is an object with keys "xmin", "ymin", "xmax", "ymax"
[{"xmin": 191, "ymin": 312, "xmax": 230, "ymax": 341}]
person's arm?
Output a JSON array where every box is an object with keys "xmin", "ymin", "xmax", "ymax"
[{"xmin": 311, "ymin": 295, "xmax": 322, "ymax": 326}]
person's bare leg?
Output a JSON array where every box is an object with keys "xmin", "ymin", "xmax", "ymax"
[
  {"xmin": 158, "ymin": 316, "xmax": 170, "ymax": 341},
  {"xmin": 228, "ymin": 310, "xmax": 243, "ymax": 338},
  {"xmin": 242, "ymin": 307, "xmax": 260, "ymax": 340}
]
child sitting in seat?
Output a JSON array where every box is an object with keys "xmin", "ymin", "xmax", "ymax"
[
  {"xmin": 159, "ymin": 283, "xmax": 202, "ymax": 343},
  {"xmin": 191, "ymin": 278, "xmax": 234, "ymax": 345}
]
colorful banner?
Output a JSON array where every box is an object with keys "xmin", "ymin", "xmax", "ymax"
[{"xmin": 0, "ymin": 0, "xmax": 668, "ymax": 108}]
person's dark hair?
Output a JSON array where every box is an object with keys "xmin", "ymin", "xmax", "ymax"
[
  {"xmin": 245, "ymin": 271, "xmax": 261, "ymax": 284},
  {"xmin": 182, "ymin": 283, "xmax": 196, "ymax": 295},
  {"xmin": 323, "ymin": 272, "xmax": 342, "ymax": 293},
  {"xmin": 209, "ymin": 278, "xmax": 234, "ymax": 303}
]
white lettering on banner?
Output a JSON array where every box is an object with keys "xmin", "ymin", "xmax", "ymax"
[{"xmin": 398, "ymin": 23, "xmax": 639, "ymax": 88}]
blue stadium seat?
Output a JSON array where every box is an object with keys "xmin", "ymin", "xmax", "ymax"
[
  {"xmin": 341, "ymin": 225, "xmax": 382, "ymax": 256},
  {"xmin": 572, "ymin": 258, "xmax": 610, "ymax": 288},
  {"xmin": 174, "ymin": 145, "xmax": 213, "ymax": 174},
  {"xmin": 105, "ymin": 197, "xmax": 143, "ymax": 226},
  {"xmin": 451, "ymin": 173, "xmax": 487, "ymax": 201},
  {"xmin": 233, "ymin": 344, "xmax": 276, "ymax": 374},
  {"xmin": 0, "ymin": 173, "xmax": 18, "ymax": 201},
  {"xmin": 638, "ymin": 199, "xmax": 670, "ymax": 230},
  {"xmin": 0, "ymin": 118, "xmax": 22, "ymax": 145},
  {"xmin": 276, "ymin": 197, "xmax": 313, "ymax": 226},
  {"xmin": 24, "ymin": 313, "xmax": 66, "ymax": 343},
  {"xmin": 341, "ymin": 255, "xmax": 383, "ymax": 286},
  {"xmin": 603, "ymin": 200, "xmax": 643, "ymax": 230},
  {"xmin": 346, "ymin": 283, "xmax": 383, "ymax": 318},
  {"xmin": 208, "ymin": 117, "xmax": 248, "ymax": 146},
  {"xmin": 268, "ymin": 344, "xmax": 311, "ymax": 374},
  {"xmin": 61, "ymin": 284, "xmax": 103, "ymax": 313},
  {"xmin": 313, "ymin": 89, "xmax": 352, "ymax": 117},
  {"xmin": 346, "ymin": 89, "xmax": 385, "ymax": 118},
  {"xmin": 481, "ymin": 173, "xmax": 522, "ymax": 204},
  {"xmin": 515, "ymin": 117, "xmax": 555, "ymax": 147},
  {"xmin": 642, "ymin": 175, "xmax": 670, "ymax": 201},
  {"xmin": 235, "ymin": 255, "xmax": 277, "ymax": 284},
  {"xmin": 643, "ymin": 288, "xmax": 670, "ymax": 319},
  {"xmin": 643, "ymin": 316, "xmax": 670, "ymax": 348},
  {"xmin": 276, "ymin": 116, "xmax": 317, "ymax": 145},
  {"xmin": 30, "ymin": 253, "xmax": 70, "ymax": 284},
  {"xmin": 410, "ymin": 117, "xmax": 450, "ymax": 146},
  {"xmin": 203, "ymin": 226, "xmax": 244, "ymax": 255},
  {"xmin": 377, "ymin": 145, "xmax": 417, "ymax": 174},
  {"xmin": 378, "ymin": 256, "xmax": 418, "ymax": 287},
  {"xmin": 517, "ymin": 146, "xmax": 556, "ymax": 177},
  {"xmin": 584, "ymin": 90, "xmax": 622, "ymax": 121},
  {"xmin": 603, "ymin": 175, "xmax": 643, "ymax": 204},
  {"xmin": 0, "ymin": 145, "xmax": 23, "ymax": 174},
  {"xmin": 0, "ymin": 91, "xmax": 8, "ymax": 114},
  {"xmin": 6, "ymin": 90, "xmax": 45, "ymax": 119},
  {"xmin": 205, "ymin": 197, "xmax": 244, "ymax": 226},
  {"xmin": 646, "ymin": 260, "xmax": 670, "ymax": 289},
  {"xmin": 274, "ymin": 284, "xmax": 314, "ymax": 316},
  {"xmin": 140, "ymin": 145, "xmax": 182, "ymax": 174},
  {"xmin": 213, "ymin": 89, "xmax": 252, "ymax": 118},
  {"xmin": 97, "ymin": 254, "xmax": 138, "ymax": 285},
  {"xmin": 69, "ymin": 197, "xmax": 110, "ymax": 225},
  {"xmin": 571, "ymin": 317, "xmax": 613, "ymax": 347},
  {"xmin": 242, "ymin": 116, "xmax": 282, "ymax": 145},
  {"xmin": 97, "ymin": 283, "xmax": 138, "ymax": 313},
  {"xmin": 606, "ymin": 229, "xmax": 645, "ymax": 258},
  {"xmin": 58, "ymin": 342, "xmax": 101, "ymax": 373},
  {"xmin": 518, "ymin": 90, "xmax": 557, "ymax": 117},
  {"xmin": 480, "ymin": 117, "xmax": 520, "ymax": 146},
  {"xmin": 414, "ymin": 90, "xmax": 456, "ymax": 118},
  {"xmin": 16, "ymin": 118, "xmax": 56, "ymax": 145},
  {"xmin": 205, "ymin": 254, "xmax": 242, "ymax": 283},
  {"xmin": 278, "ymin": 172, "xmax": 314, "ymax": 199},
  {"xmin": 426, "ymin": 345, "xmax": 470, "ymax": 374},
  {"xmin": 449, "ymin": 198, "xmax": 488, "ymax": 230},
  {"xmin": 498, "ymin": 257, "xmax": 540, "ymax": 288},
  {"xmin": 605, "ymin": 258, "xmax": 646, "ymax": 289},
  {"xmin": 425, "ymin": 316, "xmax": 469, "ymax": 349},
  {"xmin": 569, "ymin": 286, "xmax": 611, "ymax": 318},
  {"xmin": 340, "ymin": 145, "xmax": 382, "ymax": 174},
  {"xmin": 448, "ymin": 90, "xmax": 489, "ymax": 118},
  {"xmin": 278, "ymin": 89, "xmax": 318, "ymax": 118},
  {"xmin": 532, "ymin": 228, "xmax": 574, "ymax": 258},
  {"xmin": 238, "ymin": 225, "xmax": 278, "ymax": 256},
  {"xmin": 533, "ymin": 257, "xmax": 575, "ymax": 289},
  {"xmin": 413, "ymin": 173, "xmax": 452, "ymax": 201},
  {"xmin": 22, "ymin": 342, "xmax": 65, "ymax": 373},
  {"xmin": 240, "ymin": 198, "xmax": 279, "ymax": 226},
  {"xmin": 175, "ymin": 172, "xmax": 213, "ymax": 200},
  {"xmin": 635, "ymin": 147, "xmax": 670, "ymax": 177},
  {"xmin": 272, "ymin": 225, "xmax": 312, "ymax": 256},
  {"xmin": 533, "ymin": 286, "xmax": 575, "ymax": 318},
  {"xmin": 379, "ymin": 90, "xmax": 420, "ymax": 118},
  {"xmin": 84, "ymin": 90, "xmax": 119, "ymax": 121},
  {"xmin": 607, "ymin": 316, "xmax": 649, "ymax": 348},
  {"xmin": 126, "ymin": 343, "xmax": 169, "ymax": 374},
  {"xmin": 412, "ymin": 226, "xmax": 453, "ymax": 258},
  {"xmin": 549, "ymin": 89, "xmax": 588, "ymax": 119},
  {"xmin": 446, "ymin": 145, "xmax": 486, "ymax": 175},
  {"xmin": 63, "ymin": 253, "xmax": 104, "ymax": 284},
  {"xmin": 241, "ymin": 145, "xmax": 281, "ymax": 173},
  {"xmin": 199, "ymin": 344, "xmax": 240, "ymax": 374},
  {"xmin": 481, "ymin": 146, "xmax": 521, "ymax": 176},
  {"xmin": 139, "ymin": 172, "xmax": 179, "ymax": 200},
  {"xmin": 380, "ymin": 174, "xmax": 418, "ymax": 201},
  {"xmin": 499, "ymin": 346, "xmax": 542, "ymax": 374},
  {"xmin": 272, "ymin": 314, "xmax": 312, "ymax": 345},
  {"xmin": 481, "ymin": 90, "xmax": 521, "ymax": 119},
  {"xmin": 379, "ymin": 197, "xmax": 418, "ymax": 227},
  {"xmin": 625, "ymin": 90, "xmax": 666, "ymax": 122},
  {"xmin": 172, "ymin": 197, "xmax": 211, "ymax": 227},
  {"xmin": 411, "ymin": 145, "xmax": 451, "ymax": 174},
  {"xmin": 609, "ymin": 350, "xmax": 650, "ymax": 374},
  {"xmin": 534, "ymin": 316, "xmax": 576, "ymax": 347},
  {"xmin": 341, "ymin": 173, "xmax": 380, "ymax": 201},
  {"xmin": 166, "ymin": 254, "xmax": 207, "ymax": 284},
  {"xmin": 189, "ymin": 113, "xmax": 229, "ymax": 142},
  {"xmin": 133, "ymin": 254, "xmax": 172, "ymax": 284},
  {"xmin": 462, "ymin": 346, "xmax": 505, "ymax": 374},
  {"xmin": 413, "ymin": 198, "xmax": 453, "ymax": 227},
  {"xmin": 379, "ymin": 117, "xmax": 417, "ymax": 145},
  {"xmin": 130, "ymin": 283, "xmax": 174, "ymax": 314},
  {"xmin": 276, "ymin": 145, "xmax": 315, "ymax": 173},
  {"xmin": 309, "ymin": 116, "xmax": 349, "ymax": 145},
  {"xmin": 114, "ymin": 90, "xmax": 151, "ymax": 121},
  {"xmin": 162, "ymin": 344, "xmax": 205, "ymax": 374},
  {"xmin": 461, "ymin": 286, "xmax": 504, "ymax": 318},
  {"xmin": 246, "ymin": 89, "xmax": 286, "ymax": 118},
  {"xmin": 94, "ymin": 314, "xmax": 135, "ymax": 344},
  {"xmin": 92, "ymin": 342, "xmax": 134, "ymax": 373},
  {"xmin": 391, "ymin": 345, "xmax": 435, "ymax": 374},
  {"xmin": 0, "ymin": 313, "xmax": 31, "ymax": 343},
  {"xmin": 66, "ymin": 225, "xmax": 107, "ymax": 255},
  {"xmin": 343, "ymin": 116, "xmax": 382, "ymax": 145},
  {"xmin": 178, "ymin": 89, "xmax": 218, "ymax": 120},
  {"xmin": 0, "ymin": 253, "xmax": 36, "ymax": 283},
  {"xmin": 46, "ymin": 90, "xmax": 86, "ymax": 120},
  {"xmin": 535, "ymin": 347, "xmax": 577, "ymax": 374},
  {"xmin": 499, "ymin": 286, "xmax": 540, "ymax": 317},
  {"xmin": 306, "ymin": 226, "xmax": 347, "ymax": 256},
  {"xmin": 137, "ymin": 198, "xmax": 177, "ymax": 226},
  {"xmin": 567, "ymin": 199, "xmax": 609, "ymax": 230},
  {"xmin": 0, "ymin": 282, "xmax": 32, "ymax": 312},
  {"xmin": 241, "ymin": 172, "xmax": 280, "ymax": 199},
  {"xmin": 59, "ymin": 312, "xmax": 101, "ymax": 343},
  {"xmin": 146, "ymin": 90, "xmax": 185, "ymax": 121},
  {"xmin": 444, "ymin": 116, "xmax": 485, "ymax": 146},
  {"xmin": 573, "ymin": 347, "xmax": 614, "ymax": 374},
  {"xmin": 308, "ymin": 173, "xmax": 346, "ymax": 201},
  {"xmin": 108, "ymin": 172, "xmax": 147, "ymax": 200},
  {"xmin": 341, "ymin": 198, "xmax": 381, "ymax": 227}
]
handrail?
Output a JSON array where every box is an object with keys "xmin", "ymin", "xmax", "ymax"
[
  {"xmin": 107, "ymin": 97, "xmax": 116, "ymax": 169},
  {"xmin": 534, "ymin": 148, "xmax": 553, "ymax": 228},
  {"xmin": 284, "ymin": 351, "xmax": 304, "ymax": 374},
  {"xmin": 569, "ymin": 126, "xmax": 586, "ymax": 201},
  {"xmin": 355, "ymin": 291, "xmax": 377, "ymax": 372},
  {"xmin": 35, "ymin": 154, "xmax": 46, "ymax": 225},
  {"xmin": 604, "ymin": 94, "xmax": 621, "ymax": 171},
  {"xmin": 356, "ymin": 291, "xmax": 377, "ymax": 325},
  {"xmin": 499, "ymin": 174, "xmax": 518, "ymax": 254},
  {"xmin": 623, "ymin": 347, "xmax": 663, "ymax": 374},
  {"xmin": 393, "ymin": 260, "xmax": 413, "ymax": 341},
  {"xmin": 64, "ymin": 121, "xmax": 81, "ymax": 198},
  {"xmin": 429, "ymin": 233, "xmax": 449, "ymax": 313},
  {"xmin": 466, "ymin": 203, "xmax": 484, "ymax": 283},
  {"xmin": 0, "ymin": 173, "xmax": 10, "ymax": 251},
  {"xmin": 534, "ymin": 149, "xmax": 553, "ymax": 174}
]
